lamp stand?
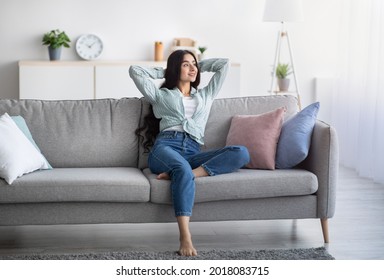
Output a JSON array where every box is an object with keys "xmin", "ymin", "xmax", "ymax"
[{"xmin": 269, "ymin": 22, "xmax": 301, "ymax": 110}]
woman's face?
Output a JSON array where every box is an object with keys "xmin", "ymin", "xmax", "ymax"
[{"xmin": 179, "ymin": 54, "xmax": 198, "ymax": 83}]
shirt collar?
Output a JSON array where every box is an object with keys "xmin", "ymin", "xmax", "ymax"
[{"xmin": 175, "ymin": 86, "xmax": 198, "ymax": 96}]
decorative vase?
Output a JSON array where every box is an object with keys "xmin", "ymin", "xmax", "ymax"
[
  {"xmin": 48, "ymin": 46, "xmax": 62, "ymax": 61},
  {"xmin": 154, "ymin": 41, "xmax": 163, "ymax": 61},
  {"xmin": 278, "ymin": 78, "xmax": 290, "ymax": 92}
]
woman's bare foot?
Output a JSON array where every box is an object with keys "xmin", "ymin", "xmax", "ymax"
[
  {"xmin": 157, "ymin": 167, "xmax": 208, "ymax": 180},
  {"xmin": 156, "ymin": 172, "xmax": 170, "ymax": 180},
  {"xmin": 177, "ymin": 216, "xmax": 197, "ymax": 256},
  {"xmin": 192, "ymin": 166, "xmax": 209, "ymax": 178},
  {"xmin": 179, "ymin": 237, "xmax": 197, "ymax": 256}
]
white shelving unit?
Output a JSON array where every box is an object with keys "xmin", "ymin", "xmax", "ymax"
[{"xmin": 19, "ymin": 61, "xmax": 241, "ymax": 100}]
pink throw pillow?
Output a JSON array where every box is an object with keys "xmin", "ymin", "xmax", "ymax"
[{"xmin": 226, "ymin": 107, "xmax": 285, "ymax": 170}]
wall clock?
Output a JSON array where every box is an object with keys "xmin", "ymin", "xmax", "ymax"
[{"xmin": 76, "ymin": 34, "xmax": 103, "ymax": 60}]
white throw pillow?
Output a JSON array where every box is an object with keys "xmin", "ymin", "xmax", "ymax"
[{"xmin": 0, "ymin": 113, "xmax": 49, "ymax": 184}]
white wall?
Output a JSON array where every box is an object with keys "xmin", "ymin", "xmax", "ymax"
[{"xmin": 0, "ymin": 0, "xmax": 342, "ymax": 106}]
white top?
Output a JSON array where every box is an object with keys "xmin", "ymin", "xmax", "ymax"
[{"xmin": 164, "ymin": 96, "xmax": 198, "ymax": 132}]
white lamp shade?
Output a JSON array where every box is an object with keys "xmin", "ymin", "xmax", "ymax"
[{"xmin": 263, "ymin": 0, "xmax": 304, "ymax": 22}]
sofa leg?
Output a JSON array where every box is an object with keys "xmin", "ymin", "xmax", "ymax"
[{"xmin": 320, "ymin": 218, "xmax": 329, "ymax": 243}]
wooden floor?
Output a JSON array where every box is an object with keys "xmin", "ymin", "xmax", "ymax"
[{"xmin": 0, "ymin": 166, "xmax": 383, "ymax": 260}]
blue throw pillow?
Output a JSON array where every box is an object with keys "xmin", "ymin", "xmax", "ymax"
[
  {"xmin": 275, "ymin": 102, "xmax": 320, "ymax": 169},
  {"xmin": 11, "ymin": 116, "xmax": 53, "ymax": 169}
]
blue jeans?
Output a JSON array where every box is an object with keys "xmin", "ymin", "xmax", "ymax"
[{"xmin": 148, "ymin": 131, "xmax": 250, "ymax": 217}]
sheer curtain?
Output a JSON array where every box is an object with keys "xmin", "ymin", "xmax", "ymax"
[{"xmin": 333, "ymin": 0, "xmax": 384, "ymax": 183}]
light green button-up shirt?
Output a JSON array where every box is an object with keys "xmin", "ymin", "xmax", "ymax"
[{"xmin": 129, "ymin": 58, "xmax": 229, "ymax": 144}]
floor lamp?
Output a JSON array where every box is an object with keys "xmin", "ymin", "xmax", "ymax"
[{"xmin": 263, "ymin": 0, "xmax": 304, "ymax": 110}]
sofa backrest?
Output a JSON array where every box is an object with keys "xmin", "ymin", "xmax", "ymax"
[
  {"xmin": 0, "ymin": 98, "xmax": 142, "ymax": 168},
  {"xmin": 1, "ymin": 95, "xmax": 298, "ymax": 169},
  {"xmin": 138, "ymin": 95, "xmax": 299, "ymax": 169}
]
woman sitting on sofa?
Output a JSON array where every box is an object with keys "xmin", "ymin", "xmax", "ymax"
[{"xmin": 129, "ymin": 50, "xmax": 250, "ymax": 256}]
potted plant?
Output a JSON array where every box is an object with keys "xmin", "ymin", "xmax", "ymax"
[
  {"xmin": 276, "ymin": 63, "xmax": 292, "ymax": 92},
  {"xmin": 198, "ymin": 46, "xmax": 207, "ymax": 60},
  {"xmin": 42, "ymin": 29, "xmax": 71, "ymax": 61}
]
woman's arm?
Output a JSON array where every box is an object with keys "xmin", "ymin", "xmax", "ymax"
[
  {"xmin": 129, "ymin": 65, "xmax": 165, "ymax": 103},
  {"xmin": 198, "ymin": 58, "xmax": 229, "ymax": 98}
]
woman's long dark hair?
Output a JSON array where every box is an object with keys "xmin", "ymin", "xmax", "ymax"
[{"xmin": 136, "ymin": 50, "xmax": 200, "ymax": 152}]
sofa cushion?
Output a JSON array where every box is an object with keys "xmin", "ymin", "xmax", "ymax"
[
  {"xmin": 0, "ymin": 113, "xmax": 50, "ymax": 184},
  {"xmin": 0, "ymin": 98, "xmax": 142, "ymax": 168},
  {"xmin": 225, "ymin": 107, "xmax": 285, "ymax": 170},
  {"xmin": 276, "ymin": 102, "xmax": 320, "ymax": 169},
  {"xmin": 144, "ymin": 168, "xmax": 318, "ymax": 204},
  {"xmin": 0, "ymin": 167, "xmax": 150, "ymax": 203},
  {"xmin": 11, "ymin": 115, "xmax": 52, "ymax": 169},
  {"xmin": 202, "ymin": 95, "xmax": 298, "ymax": 150}
]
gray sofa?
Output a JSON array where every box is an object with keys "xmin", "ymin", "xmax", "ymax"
[{"xmin": 0, "ymin": 95, "xmax": 338, "ymax": 243}]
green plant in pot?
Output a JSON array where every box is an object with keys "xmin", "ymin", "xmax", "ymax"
[
  {"xmin": 198, "ymin": 46, "xmax": 207, "ymax": 60},
  {"xmin": 276, "ymin": 63, "xmax": 292, "ymax": 92},
  {"xmin": 42, "ymin": 29, "xmax": 71, "ymax": 61}
]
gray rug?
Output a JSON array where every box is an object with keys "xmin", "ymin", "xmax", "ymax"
[{"xmin": 0, "ymin": 247, "xmax": 334, "ymax": 260}]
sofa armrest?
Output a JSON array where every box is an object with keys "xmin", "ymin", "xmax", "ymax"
[{"xmin": 301, "ymin": 120, "xmax": 339, "ymax": 218}]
